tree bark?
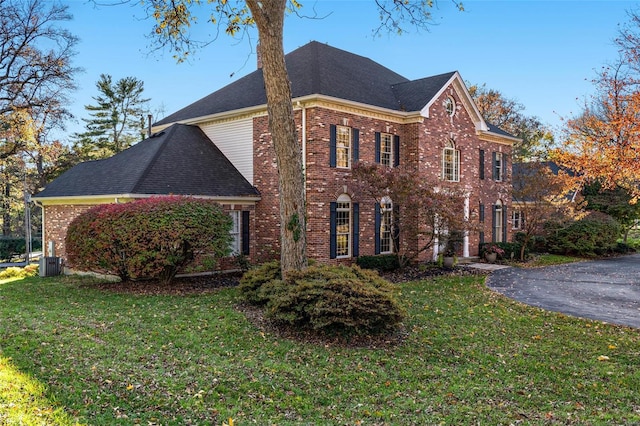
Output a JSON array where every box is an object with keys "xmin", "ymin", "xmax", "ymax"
[{"xmin": 247, "ymin": 0, "xmax": 308, "ymax": 278}]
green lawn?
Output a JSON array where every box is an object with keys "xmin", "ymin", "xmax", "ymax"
[{"xmin": 1, "ymin": 273, "xmax": 639, "ymax": 425}]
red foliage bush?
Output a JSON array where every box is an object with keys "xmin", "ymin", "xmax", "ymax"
[{"xmin": 66, "ymin": 196, "xmax": 232, "ymax": 283}]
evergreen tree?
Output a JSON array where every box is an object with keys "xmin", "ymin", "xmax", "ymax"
[{"xmin": 74, "ymin": 74, "xmax": 150, "ymax": 160}]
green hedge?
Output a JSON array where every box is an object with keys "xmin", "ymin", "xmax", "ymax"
[
  {"xmin": 0, "ymin": 238, "xmax": 41, "ymax": 261},
  {"xmin": 355, "ymin": 254, "xmax": 400, "ymax": 272},
  {"xmin": 544, "ymin": 213, "xmax": 621, "ymax": 256}
]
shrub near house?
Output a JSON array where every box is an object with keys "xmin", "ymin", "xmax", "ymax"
[{"xmin": 65, "ymin": 196, "xmax": 232, "ymax": 284}]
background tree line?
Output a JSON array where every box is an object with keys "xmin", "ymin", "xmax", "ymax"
[{"xmin": 0, "ymin": 0, "xmax": 152, "ymax": 250}]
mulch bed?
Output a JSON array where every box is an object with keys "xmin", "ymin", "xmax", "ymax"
[
  {"xmin": 90, "ymin": 265, "xmax": 484, "ymax": 295},
  {"xmin": 89, "ymin": 265, "xmax": 485, "ymax": 348},
  {"xmin": 90, "ymin": 272, "xmax": 243, "ymax": 296}
]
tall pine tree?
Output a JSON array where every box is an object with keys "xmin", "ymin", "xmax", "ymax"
[{"xmin": 73, "ymin": 74, "xmax": 150, "ymax": 160}]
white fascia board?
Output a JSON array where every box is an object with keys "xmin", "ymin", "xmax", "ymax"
[
  {"xmin": 420, "ymin": 71, "xmax": 489, "ymax": 132},
  {"xmin": 154, "ymin": 94, "xmax": 424, "ymax": 132},
  {"xmin": 32, "ymin": 193, "xmax": 261, "ymax": 205}
]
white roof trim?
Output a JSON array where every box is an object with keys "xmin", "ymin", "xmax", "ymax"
[
  {"xmin": 152, "ymin": 93, "xmax": 425, "ymax": 133},
  {"xmin": 420, "ymin": 71, "xmax": 489, "ymax": 132},
  {"xmin": 31, "ymin": 193, "xmax": 261, "ymax": 204}
]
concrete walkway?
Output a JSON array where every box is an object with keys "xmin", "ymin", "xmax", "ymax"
[{"xmin": 485, "ymin": 254, "xmax": 640, "ymax": 328}]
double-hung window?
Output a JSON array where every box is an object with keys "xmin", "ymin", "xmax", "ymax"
[
  {"xmin": 512, "ymin": 210, "xmax": 523, "ymax": 230},
  {"xmin": 380, "ymin": 133, "xmax": 393, "ymax": 167},
  {"xmin": 228, "ymin": 210, "xmax": 250, "ymax": 256},
  {"xmin": 493, "ymin": 152, "xmax": 507, "ymax": 182},
  {"xmin": 330, "ymin": 124, "xmax": 359, "ymax": 168},
  {"xmin": 229, "ymin": 211, "xmax": 241, "ymax": 255},
  {"xmin": 336, "ymin": 125, "xmax": 351, "ymax": 168}
]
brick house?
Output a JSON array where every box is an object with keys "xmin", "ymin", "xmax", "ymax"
[{"xmin": 33, "ymin": 41, "xmax": 516, "ymax": 268}]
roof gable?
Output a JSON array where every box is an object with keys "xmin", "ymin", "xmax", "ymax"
[
  {"xmin": 156, "ymin": 41, "xmax": 427, "ymax": 126},
  {"xmin": 34, "ymin": 124, "xmax": 260, "ymax": 199},
  {"xmin": 154, "ymin": 41, "xmax": 515, "ymax": 140}
]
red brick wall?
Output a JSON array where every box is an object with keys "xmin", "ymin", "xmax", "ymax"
[
  {"xmin": 252, "ymin": 97, "xmax": 512, "ymax": 264},
  {"xmin": 43, "ymin": 204, "xmax": 95, "ymax": 260}
]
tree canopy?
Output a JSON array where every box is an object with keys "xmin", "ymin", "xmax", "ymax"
[
  {"xmin": 0, "ymin": 0, "xmax": 78, "ymax": 159},
  {"xmin": 468, "ymin": 83, "xmax": 553, "ymax": 161},
  {"xmin": 73, "ymin": 74, "xmax": 150, "ymax": 160},
  {"xmin": 553, "ymin": 9, "xmax": 640, "ymax": 203}
]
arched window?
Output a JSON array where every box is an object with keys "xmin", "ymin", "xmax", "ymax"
[
  {"xmin": 330, "ymin": 194, "xmax": 360, "ymax": 259},
  {"xmin": 380, "ymin": 196, "xmax": 393, "ymax": 254},
  {"xmin": 442, "ymin": 139, "xmax": 460, "ymax": 182},
  {"xmin": 335, "ymin": 194, "xmax": 351, "ymax": 257},
  {"xmin": 444, "ymin": 96, "xmax": 456, "ymax": 116},
  {"xmin": 493, "ymin": 200, "xmax": 503, "ymax": 243}
]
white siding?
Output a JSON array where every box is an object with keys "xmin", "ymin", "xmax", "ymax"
[{"xmin": 200, "ymin": 118, "xmax": 254, "ymax": 184}]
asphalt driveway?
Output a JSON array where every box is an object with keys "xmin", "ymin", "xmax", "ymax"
[{"xmin": 485, "ymin": 254, "xmax": 640, "ymax": 328}]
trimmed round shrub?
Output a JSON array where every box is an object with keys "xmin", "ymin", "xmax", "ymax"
[
  {"xmin": 66, "ymin": 196, "xmax": 233, "ymax": 283},
  {"xmin": 241, "ymin": 263, "xmax": 405, "ymax": 335}
]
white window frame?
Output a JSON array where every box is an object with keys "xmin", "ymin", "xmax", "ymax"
[
  {"xmin": 495, "ymin": 153, "xmax": 503, "ymax": 182},
  {"xmin": 442, "ymin": 140, "xmax": 460, "ymax": 182},
  {"xmin": 336, "ymin": 194, "xmax": 351, "ymax": 258},
  {"xmin": 336, "ymin": 125, "xmax": 351, "ymax": 169},
  {"xmin": 494, "ymin": 201, "xmax": 503, "ymax": 242},
  {"xmin": 229, "ymin": 211, "xmax": 241, "ymax": 255},
  {"xmin": 380, "ymin": 133, "xmax": 393, "ymax": 167},
  {"xmin": 512, "ymin": 210, "xmax": 523, "ymax": 230},
  {"xmin": 380, "ymin": 196, "xmax": 393, "ymax": 254},
  {"xmin": 444, "ymin": 96, "xmax": 456, "ymax": 116}
]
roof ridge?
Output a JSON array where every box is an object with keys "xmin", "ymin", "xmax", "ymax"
[{"xmin": 131, "ymin": 124, "xmax": 177, "ymax": 193}]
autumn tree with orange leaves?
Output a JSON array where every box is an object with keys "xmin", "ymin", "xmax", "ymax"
[{"xmin": 554, "ymin": 10, "xmax": 640, "ymax": 203}]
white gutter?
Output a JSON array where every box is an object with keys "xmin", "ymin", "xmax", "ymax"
[
  {"xmin": 32, "ymin": 198, "xmax": 46, "ymax": 256},
  {"xmin": 152, "ymin": 94, "xmax": 425, "ymax": 134},
  {"xmin": 31, "ymin": 193, "xmax": 262, "ymax": 204}
]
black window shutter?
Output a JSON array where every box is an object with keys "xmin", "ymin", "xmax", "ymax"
[
  {"xmin": 353, "ymin": 203, "xmax": 359, "ymax": 257},
  {"xmin": 479, "ymin": 149, "xmax": 485, "ymax": 180},
  {"xmin": 392, "ymin": 204, "xmax": 400, "ymax": 252},
  {"xmin": 374, "ymin": 203, "xmax": 381, "ymax": 255},
  {"xmin": 241, "ymin": 211, "xmax": 250, "ymax": 256},
  {"xmin": 375, "ymin": 132, "xmax": 381, "ymax": 163},
  {"xmin": 479, "ymin": 231, "xmax": 485, "ymax": 245},
  {"xmin": 502, "ymin": 205, "xmax": 508, "ymax": 243},
  {"xmin": 502, "ymin": 153, "xmax": 508, "ymax": 181},
  {"xmin": 352, "ymin": 128, "xmax": 359, "ymax": 163},
  {"xmin": 491, "ymin": 204, "xmax": 497, "ymax": 243},
  {"xmin": 329, "ymin": 124, "xmax": 337, "ymax": 167},
  {"xmin": 330, "ymin": 202, "xmax": 337, "ymax": 259},
  {"xmin": 479, "ymin": 203, "xmax": 485, "ymax": 223},
  {"xmin": 492, "ymin": 152, "xmax": 497, "ymax": 180},
  {"xmin": 393, "ymin": 135, "xmax": 400, "ymax": 167}
]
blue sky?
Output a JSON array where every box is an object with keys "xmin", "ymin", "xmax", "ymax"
[{"xmin": 61, "ymin": 0, "xmax": 637, "ymax": 139}]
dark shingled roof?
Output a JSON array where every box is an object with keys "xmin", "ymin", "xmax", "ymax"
[
  {"xmin": 156, "ymin": 41, "xmax": 457, "ymax": 125},
  {"xmin": 34, "ymin": 124, "xmax": 259, "ymax": 199}
]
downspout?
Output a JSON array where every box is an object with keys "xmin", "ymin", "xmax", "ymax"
[
  {"xmin": 298, "ymin": 101, "xmax": 307, "ymax": 192},
  {"xmin": 463, "ymin": 195, "xmax": 470, "ymax": 257},
  {"xmin": 32, "ymin": 199, "xmax": 45, "ymax": 256}
]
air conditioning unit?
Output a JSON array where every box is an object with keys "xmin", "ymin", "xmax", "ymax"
[{"xmin": 39, "ymin": 257, "xmax": 61, "ymax": 277}]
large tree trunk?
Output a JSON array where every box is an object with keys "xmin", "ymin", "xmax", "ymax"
[{"xmin": 247, "ymin": 0, "xmax": 308, "ymax": 278}]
